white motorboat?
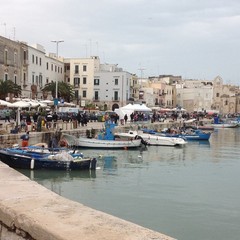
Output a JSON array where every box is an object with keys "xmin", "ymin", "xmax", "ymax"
[
  {"xmin": 77, "ymin": 137, "xmax": 142, "ymax": 149},
  {"xmin": 115, "ymin": 130, "xmax": 187, "ymax": 146},
  {"xmin": 61, "ymin": 133, "xmax": 143, "ymax": 149}
]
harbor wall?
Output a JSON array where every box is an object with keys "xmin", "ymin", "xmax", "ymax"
[{"xmin": 0, "ymin": 156, "xmax": 176, "ymax": 240}]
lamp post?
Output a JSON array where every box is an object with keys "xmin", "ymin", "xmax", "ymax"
[{"xmin": 51, "ymin": 40, "xmax": 64, "ymax": 112}]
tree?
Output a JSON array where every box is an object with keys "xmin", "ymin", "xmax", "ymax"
[
  {"xmin": 0, "ymin": 80, "xmax": 22, "ymax": 100},
  {"xmin": 41, "ymin": 81, "xmax": 75, "ymax": 102}
]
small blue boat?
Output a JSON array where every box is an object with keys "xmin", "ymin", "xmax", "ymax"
[
  {"xmin": 169, "ymin": 129, "xmax": 212, "ymax": 141},
  {"xmin": 0, "ymin": 146, "xmax": 96, "ymax": 171},
  {"xmin": 142, "ymin": 128, "xmax": 211, "ymax": 141}
]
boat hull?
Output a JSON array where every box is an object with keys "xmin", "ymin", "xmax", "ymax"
[
  {"xmin": 77, "ymin": 137, "xmax": 142, "ymax": 149},
  {"xmin": 0, "ymin": 150, "xmax": 95, "ymax": 171},
  {"xmin": 210, "ymin": 123, "xmax": 238, "ymax": 128},
  {"xmin": 115, "ymin": 131, "xmax": 186, "ymax": 146}
]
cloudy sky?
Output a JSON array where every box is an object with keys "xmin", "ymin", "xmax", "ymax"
[{"xmin": 1, "ymin": 0, "xmax": 240, "ymax": 85}]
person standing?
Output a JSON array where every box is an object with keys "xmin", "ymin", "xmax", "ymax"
[
  {"xmin": 124, "ymin": 114, "xmax": 128, "ymax": 124},
  {"xmin": 20, "ymin": 131, "xmax": 30, "ymax": 147},
  {"xmin": 5, "ymin": 110, "xmax": 10, "ymax": 122}
]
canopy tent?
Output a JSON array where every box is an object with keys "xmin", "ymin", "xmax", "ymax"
[
  {"xmin": 115, "ymin": 103, "xmax": 152, "ymax": 121},
  {"xmin": 120, "ymin": 103, "xmax": 152, "ymax": 112}
]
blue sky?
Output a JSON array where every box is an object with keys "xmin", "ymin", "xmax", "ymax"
[{"xmin": 1, "ymin": 0, "xmax": 240, "ymax": 85}]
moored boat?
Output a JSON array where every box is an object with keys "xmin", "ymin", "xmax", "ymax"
[
  {"xmin": 0, "ymin": 147, "xmax": 96, "ymax": 171},
  {"xmin": 62, "ymin": 122, "xmax": 145, "ymax": 149},
  {"xmin": 115, "ymin": 130, "xmax": 187, "ymax": 146},
  {"xmin": 163, "ymin": 129, "xmax": 212, "ymax": 141}
]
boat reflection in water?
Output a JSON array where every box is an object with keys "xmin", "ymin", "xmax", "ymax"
[{"xmin": 18, "ymin": 169, "xmax": 97, "ymax": 182}]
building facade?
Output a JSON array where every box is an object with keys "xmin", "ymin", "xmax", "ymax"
[
  {"xmin": 0, "ymin": 35, "xmax": 22, "ymax": 100},
  {"xmin": 94, "ymin": 63, "xmax": 131, "ymax": 110}
]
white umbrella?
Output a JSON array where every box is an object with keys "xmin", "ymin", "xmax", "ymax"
[
  {"xmin": 0, "ymin": 100, "xmax": 12, "ymax": 107},
  {"xmin": 38, "ymin": 102, "xmax": 48, "ymax": 108},
  {"xmin": 10, "ymin": 101, "xmax": 31, "ymax": 108},
  {"xmin": 40, "ymin": 100, "xmax": 53, "ymax": 105},
  {"xmin": 9, "ymin": 101, "xmax": 31, "ymax": 126}
]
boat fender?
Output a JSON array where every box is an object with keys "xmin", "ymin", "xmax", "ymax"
[{"xmin": 30, "ymin": 158, "xmax": 35, "ymax": 170}]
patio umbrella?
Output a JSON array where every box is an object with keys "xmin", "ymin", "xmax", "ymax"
[
  {"xmin": 11, "ymin": 101, "xmax": 31, "ymax": 108},
  {"xmin": 40, "ymin": 100, "xmax": 54, "ymax": 105},
  {"xmin": 9, "ymin": 101, "xmax": 31, "ymax": 126},
  {"xmin": 0, "ymin": 100, "xmax": 13, "ymax": 107}
]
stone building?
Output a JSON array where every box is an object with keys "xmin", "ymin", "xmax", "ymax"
[
  {"xmin": 212, "ymin": 76, "xmax": 240, "ymax": 114},
  {"xmin": 0, "ymin": 35, "xmax": 22, "ymax": 100}
]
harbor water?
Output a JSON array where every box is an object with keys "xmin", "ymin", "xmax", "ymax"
[{"xmin": 19, "ymin": 128, "xmax": 240, "ymax": 240}]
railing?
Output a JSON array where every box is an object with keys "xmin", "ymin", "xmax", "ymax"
[
  {"xmin": 112, "ymin": 97, "xmax": 120, "ymax": 102},
  {"xmin": 93, "ymin": 97, "xmax": 100, "ymax": 102}
]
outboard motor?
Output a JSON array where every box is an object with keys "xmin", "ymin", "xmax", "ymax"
[{"xmin": 135, "ymin": 135, "xmax": 148, "ymax": 147}]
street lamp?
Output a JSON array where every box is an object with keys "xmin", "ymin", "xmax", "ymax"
[{"xmin": 51, "ymin": 40, "xmax": 64, "ymax": 112}]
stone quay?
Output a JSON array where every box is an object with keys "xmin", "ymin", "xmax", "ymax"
[{"xmin": 0, "ymin": 120, "xmax": 177, "ymax": 240}]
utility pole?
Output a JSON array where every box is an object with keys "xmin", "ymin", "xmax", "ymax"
[{"xmin": 51, "ymin": 40, "xmax": 64, "ymax": 112}]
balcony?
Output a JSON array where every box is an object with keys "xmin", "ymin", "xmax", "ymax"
[
  {"xmin": 112, "ymin": 97, "xmax": 120, "ymax": 102},
  {"xmin": 74, "ymin": 84, "xmax": 80, "ymax": 88},
  {"xmin": 23, "ymin": 60, "xmax": 29, "ymax": 66},
  {"xmin": 23, "ymin": 81, "xmax": 28, "ymax": 88},
  {"xmin": 93, "ymin": 97, "xmax": 100, "ymax": 102}
]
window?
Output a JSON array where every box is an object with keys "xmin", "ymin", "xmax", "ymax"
[
  {"xmin": 55, "ymin": 65, "xmax": 57, "ymax": 72},
  {"xmin": 14, "ymin": 52, "xmax": 17, "ymax": 64},
  {"xmin": 51, "ymin": 64, "xmax": 53, "ymax": 71},
  {"xmin": 83, "ymin": 65, "xmax": 87, "ymax": 71},
  {"xmin": 94, "ymin": 91, "xmax": 99, "ymax": 100},
  {"xmin": 94, "ymin": 79, "xmax": 99, "ymax": 85},
  {"xmin": 40, "ymin": 58, "xmax": 42, "ymax": 66},
  {"xmin": 46, "ymin": 78, "xmax": 49, "ymax": 84},
  {"xmin": 83, "ymin": 77, "xmax": 87, "ymax": 84},
  {"xmin": 115, "ymin": 78, "xmax": 118, "ymax": 85},
  {"xmin": 39, "ymin": 75, "xmax": 43, "ymax": 87},
  {"xmin": 23, "ymin": 51, "xmax": 27, "ymax": 62},
  {"xmin": 83, "ymin": 90, "xmax": 87, "ymax": 98},
  {"xmin": 36, "ymin": 75, "xmax": 39, "ymax": 85},
  {"xmin": 114, "ymin": 91, "xmax": 118, "ymax": 101},
  {"xmin": 14, "ymin": 76, "xmax": 17, "ymax": 84},
  {"xmin": 75, "ymin": 65, "xmax": 79, "ymax": 74},
  {"xmin": 32, "ymin": 74, "xmax": 35, "ymax": 84},
  {"xmin": 46, "ymin": 62, "xmax": 49, "ymax": 70},
  {"xmin": 4, "ymin": 74, "xmax": 8, "ymax": 81},
  {"xmin": 74, "ymin": 77, "xmax": 80, "ymax": 86},
  {"xmin": 74, "ymin": 90, "xmax": 79, "ymax": 99},
  {"xmin": 4, "ymin": 49, "xmax": 8, "ymax": 65},
  {"xmin": 32, "ymin": 55, "xmax": 34, "ymax": 63},
  {"xmin": 216, "ymin": 93, "xmax": 219, "ymax": 97},
  {"xmin": 36, "ymin": 56, "xmax": 38, "ymax": 65},
  {"xmin": 23, "ymin": 72, "xmax": 26, "ymax": 81}
]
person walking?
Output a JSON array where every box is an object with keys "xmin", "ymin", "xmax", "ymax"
[{"xmin": 20, "ymin": 131, "xmax": 30, "ymax": 147}]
